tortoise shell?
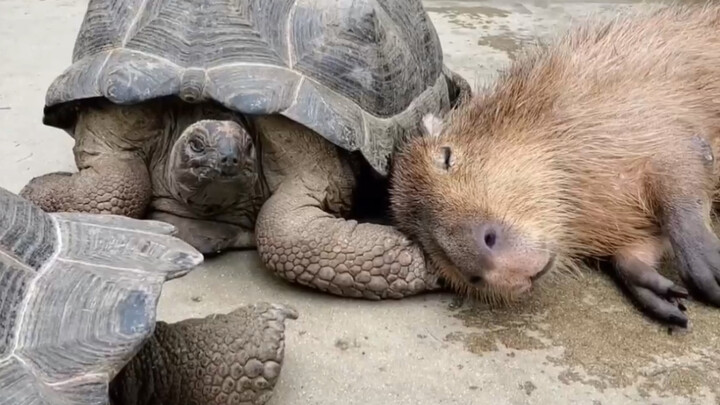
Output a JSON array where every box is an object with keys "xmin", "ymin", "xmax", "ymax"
[
  {"xmin": 42, "ymin": 0, "xmax": 454, "ymax": 175},
  {"xmin": 0, "ymin": 186, "xmax": 202, "ymax": 404}
]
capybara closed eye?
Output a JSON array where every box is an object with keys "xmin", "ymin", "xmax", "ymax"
[{"xmin": 390, "ymin": 4, "xmax": 720, "ymax": 327}]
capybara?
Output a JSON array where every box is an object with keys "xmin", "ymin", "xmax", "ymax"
[{"xmin": 389, "ymin": 4, "xmax": 720, "ymax": 327}]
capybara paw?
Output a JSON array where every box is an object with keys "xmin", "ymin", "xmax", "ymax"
[
  {"xmin": 615, "ymin": 259, "xmax": 689, "ymax": 327},
  {"xmin": 627, "ymin": 282, "xmax": 689, "ymax": 328}
]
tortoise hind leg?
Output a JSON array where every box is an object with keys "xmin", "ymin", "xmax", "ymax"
[{"xmin": 109, "ymin": 303, "xmax": 298, "ymax": 405}]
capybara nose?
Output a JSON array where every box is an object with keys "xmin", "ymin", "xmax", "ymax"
[
  {"xmin": 466, "ymin": 222, "xmax": 504, "ymax": 281},
  {"xmin": 472, "ymin": 222, "xmax": 502, "ymax": 253}
]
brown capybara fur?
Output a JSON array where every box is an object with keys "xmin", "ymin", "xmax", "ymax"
[{"xmin": 389, "ymin": 4, "xmax": 720, "ymax": 327}]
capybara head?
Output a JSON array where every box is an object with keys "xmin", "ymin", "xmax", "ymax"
[
  {"xmin": 168, "ymin": 119, "xmax": 257, "ymax": 212},
  {"xmin": 390, "ymin": 112, "xmax": 566, "ymax": 301}
]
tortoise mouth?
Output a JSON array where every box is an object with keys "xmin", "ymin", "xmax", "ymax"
[{"xmin": 192, "ymin": 165, "xmax": 250, "ymax": 182}]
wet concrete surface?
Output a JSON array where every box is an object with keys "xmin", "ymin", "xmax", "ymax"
[{"xmin": 1, "ymin": 0, "xmax": 718, "ymax": 404}]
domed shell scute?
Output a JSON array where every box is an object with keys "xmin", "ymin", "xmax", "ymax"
[
  {"xmin": 0, "ymin": 189, "xmax": 58, "ymax": 360},
  {"xmin": 0, "ymin": 186, "xmax": 57, "ymax": 271},
  {"xmin": 205, "ymin": 64, "xmax": 300, "ymax": 115},
  {"xmin": 289, "ymin": 0, "xmax": 443, "ymax": 118},
  {"xmin": 0, "ymin": 187, "xmax": 203, "ymax": 405},
  {"xmin": 44, "ymin": 0, "xmax": 450, "ymax": 175}
]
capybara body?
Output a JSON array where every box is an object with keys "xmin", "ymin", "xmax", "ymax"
[{"xmin": 390, "ymin": 4, "xmax": 720, "ymax": 327}]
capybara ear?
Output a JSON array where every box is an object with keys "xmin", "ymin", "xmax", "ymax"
[{"xmin": 422, "ymin": 113, "xmax": 444, "ymax": 138}]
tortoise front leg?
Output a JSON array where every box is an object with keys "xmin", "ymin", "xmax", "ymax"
[
  {"xmin": 256, "ymin": 178, "xmax": 441, "ymax": 299},
  {"xmin": 253, "ymin": 115, "xmax": 441, "ymax": 299},
  {"xmin": 20, "ymin": 103, "xmax": 159, "ymax": 218},
  {"xmin": 256, "ymin": 180, "xmax": 442, "ymax": 299},
  {"xmin": 109, "ymin": 303, "xmax": 297, "ymax": 405},
  {"xmin": 20, "ymin": 155, "xmax": 151, "ymax": 218}
]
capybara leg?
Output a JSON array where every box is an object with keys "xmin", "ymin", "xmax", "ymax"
[
  {"xmin": 148, "ymin": 211, "xmax": 256, "ymax": 255},
  {"xmin": 651, "ymin": 136, "xmax": 720, "ymax": 307},
  {"xmin": 663, "ymin": 200, "xmax": 720, "ymax": 307},
  {"xmin": 613, "ymin": 238, "xmax": 689, "ymax": 327},
  {"xmin": 20, "ymin": 155, "xmax": 151, "ymax": 218},
  {"xmin": 255, "ymin": 180, "xmax": 442, "ymax": 300}
]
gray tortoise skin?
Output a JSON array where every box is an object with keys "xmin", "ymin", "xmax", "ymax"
[
  {"xmin": 20, "ymin": 0, "xmax": 470, "ymax": 301},
  {"xmin": 0, "ymin": 186, "xmax": 297, "ymax": 405}
]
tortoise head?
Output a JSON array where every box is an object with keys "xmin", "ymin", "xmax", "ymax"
[{"xmin": 168, "ymin": 119, "xmax": 258, "ymax": 213}]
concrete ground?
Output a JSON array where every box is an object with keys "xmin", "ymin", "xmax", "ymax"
[{"xmin": 1, "ymin": 0, "xmax": 718, "ymax": 404}]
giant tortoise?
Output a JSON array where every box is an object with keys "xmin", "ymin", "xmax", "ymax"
[
  {"xmin": 0, "ymin": 186, "xmax": 296, "ymax": 405},
  {"xmin": 20, "ymin": 0, "xmax": 470, "ymax": 300}
]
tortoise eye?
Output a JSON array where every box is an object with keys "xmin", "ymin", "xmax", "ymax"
[{"xmin": 189, "ymin": 139, "xmax": 205, "ymax": 153}]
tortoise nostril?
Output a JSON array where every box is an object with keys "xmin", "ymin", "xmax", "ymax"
[{"xmin": 221, "ymin": 156, "xmax": 239, "ymax": 165}]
